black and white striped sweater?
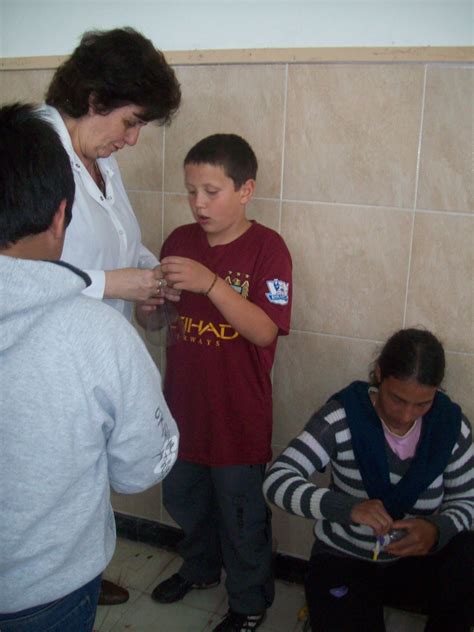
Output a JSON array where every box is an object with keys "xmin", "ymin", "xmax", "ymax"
[{"xmin": 263, "ymin": 397, "xmax": 474, "ymax": 562}]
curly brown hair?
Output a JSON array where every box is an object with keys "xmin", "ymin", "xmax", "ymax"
[{"xmin": 46, "ymin": 27, "xmax": 181, "ymax": 124}]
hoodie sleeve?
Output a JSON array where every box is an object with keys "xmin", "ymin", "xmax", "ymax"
[{"xmin": 88, "ymin": 309, "xmax": 179, "ymax": 494}]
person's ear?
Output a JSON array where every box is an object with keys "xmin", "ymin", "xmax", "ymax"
[
  {"xmin": 239, "ymin": 179, "xmax": 256, "ymax": 204},
  {"xmin": 49, "ymin": 199, "xmax": 67, "ymax": 240},
  {"xmin": 375, "ymin": 364, "xmax": 382, "ymax": 384},
  {"xmin": 87, "ymin": 93, "xmax": 99, "ymax": 115}
]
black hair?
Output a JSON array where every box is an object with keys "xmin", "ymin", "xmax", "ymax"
[
  {"xmin": 0, "ymin": 102, "xmax": 75, "ymax": 248},
  {"xmin": 370, "ymin": 328, "xmax": 445, "ymax": 388},
  {"xmin": 184, "ymin": 133, "xmax": 258, "ymax": 189},
  {"xmin": 45, "ymin": 27, "xmax": 181, "ymax": 124}
]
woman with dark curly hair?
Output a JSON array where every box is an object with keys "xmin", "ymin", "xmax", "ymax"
[
  {"xmin": 41, "ymin": 27, "xmax": 181, "ymax": 606},
  {"xmin": 42, "ymin": 27, "xmax": 181, "ymax": 322}
]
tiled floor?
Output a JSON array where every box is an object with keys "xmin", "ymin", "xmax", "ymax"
[
  {"xmin": 93, "ymin": 537, "xmax": 308, "ymax": 632},
  {"xmin": 94, "ymin": 538, "xmax": 428, "ymax": 632}
]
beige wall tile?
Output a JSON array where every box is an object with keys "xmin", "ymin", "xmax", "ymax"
[
  {"xmin": 164, "ymin": 65, "xmax": 286, "ymax": 198},
  {"xmin": 272, "ymin": 332, "xmax": 380, "ymax": 445},
  {"xmin": 163, "ymin": 194, "xmax": 194, "ymax": 241},
  {"xmin": 127, "ymin": 190, "xmax": 163, "ymax": 259},
  {"xmin": 283, "ymin": 64, "xmax": 424, "ymax": 208},
  {"xmin": 116, "ymin": 123, "xmax": 164, "ymax": 191},
  {"xmin": 405, "ymin": 212, "xmax": 473, "ymax": 353},
  {"xmin": 161, "ymin": 506, "xmax": 179, "ymax": 529},
  {"xmin": 418, "ymin": 67, "xmax": 473, "ymax": 213},
  {"xmin": 111, "ymin": 484, "xmax": 162, "ymax": 522},
  {"xmin": 0, "ymin": 69, "xmax": 53, "ymax": 103},
  {"xmin": 271, "ymin": 505, "xmax": 315, "ymax": 559},
  {"xmin": 444, "ymin": 352, "xmax": 474, "ymax": 425},
  {"xmin": 281, "ymin": 202, "xmax": 412, "ymax": 339},
  {"xmin": 247, "ymin": 198, "xmax": 281, "ymax": 233}
]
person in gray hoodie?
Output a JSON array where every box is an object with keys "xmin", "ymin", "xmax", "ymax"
[{"xmin": 0, "ymin": 102, "xmax": 179, "ymax": 632}]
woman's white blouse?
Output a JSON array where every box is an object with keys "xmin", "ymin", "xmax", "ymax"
[{"xmin": 41, "ymin": 105, "xmax": 158, "ymax": 321}]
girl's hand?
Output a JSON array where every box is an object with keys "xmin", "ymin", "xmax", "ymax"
[
  {"xmin": 350, "ymin": 499, "xmax": 393, "ymax": 536},
  {"xmin": 385, "ymin": 519, "xmax": 439, "ymax": 557}
]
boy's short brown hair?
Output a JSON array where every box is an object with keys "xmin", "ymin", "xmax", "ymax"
[{"xmin": 184, "ymin": 133, "xmax": 257, "ymax": 189}]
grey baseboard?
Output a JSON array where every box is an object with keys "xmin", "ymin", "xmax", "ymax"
[{"xmin": 114, "ymin": 512, "xmax": 308, "ymax": 585}]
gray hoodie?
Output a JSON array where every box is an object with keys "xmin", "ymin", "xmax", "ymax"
[{"xmin": 0, "ymin": 256, "xmax": 179, "ymax": 613}]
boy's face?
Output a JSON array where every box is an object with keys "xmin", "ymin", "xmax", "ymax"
[{"xmin": 184, "ymin": 162, "xmax": 254, "ymax": 245}]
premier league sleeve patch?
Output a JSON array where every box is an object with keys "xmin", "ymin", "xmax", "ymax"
[{"xmin": 265, "ymin": 279, "xmax": 290, "ymax": 305}]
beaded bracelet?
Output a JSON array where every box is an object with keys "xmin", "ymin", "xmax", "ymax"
[{"xmin": 204, "ymin": 273, "xmax": 219, "ymax": 296}]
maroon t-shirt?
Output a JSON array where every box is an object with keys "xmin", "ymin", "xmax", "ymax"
[{"xmin": 161, "ymin": 221, "xmax": 292, "ymax": 466}]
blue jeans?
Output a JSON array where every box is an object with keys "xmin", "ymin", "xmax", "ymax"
[{"xmin": 0, "ymin": 574, "xmax": 101, "ymax": 632}]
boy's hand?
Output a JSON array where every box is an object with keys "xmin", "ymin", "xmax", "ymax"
[
  {"xmin": 162, "ymin": 256, "xmax": 278, "ymax": 347},
  {"xmin": 160, "ymin": 256, "xmax": 215, "ymax": 295},
  {"xmin": 162, "ymin": 285, "xmax": 182, "ymax": 302}
]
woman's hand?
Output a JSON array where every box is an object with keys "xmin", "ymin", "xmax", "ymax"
[
  {"xmin": 350, "ymin": 499, "xmax": 393, "ymax": 536},
  {"xmin": 384, "ymin": 519, "xmax": 439, "ymax": 557},
  {"xmin": 104, "ymin": 267, "xmax": 166, "ymax": 302}
]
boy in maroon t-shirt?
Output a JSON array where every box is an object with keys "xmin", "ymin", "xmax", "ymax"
[{"xmin": 146, "ymin": 134, "xmax": 292, "ymax": 631}]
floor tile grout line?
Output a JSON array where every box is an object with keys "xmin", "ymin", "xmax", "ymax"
[
  {"xmin": 99, "ymin": 538, "xmax": 313, "ymax": 632},
  {"xmin": 141, "ymin": 551, "xmax": 180, "ymax": 594}
]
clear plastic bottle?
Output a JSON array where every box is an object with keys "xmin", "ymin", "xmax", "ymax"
[
  {"xmin": 379, "ymin": 528, "xmax": 408, "ymax": 547},
  {"xmin": 146, "ymin": 301, "xmax": 183, "ymax": 347}
]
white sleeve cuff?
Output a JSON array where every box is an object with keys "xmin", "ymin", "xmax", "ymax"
[{"xmin": 82, "ymin": 270, "xmax": 106, "ymax": 299}]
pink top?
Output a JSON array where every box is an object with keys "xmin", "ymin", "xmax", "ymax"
[
  {"xmin": 369, "ymin": 387, "xmax": 422, "ymax": 460},
  {"xmin": 381, "ymin": 417, "xmax": 422, "ymax": 460}
]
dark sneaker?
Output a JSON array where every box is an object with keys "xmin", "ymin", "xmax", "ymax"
[
  {"xmin": 151, "ymin": 572, "xmax": 220, "ymax": 603},
  {"xmin": 213, "ymin": 610, "xmax": 266, "ymax": 631}
]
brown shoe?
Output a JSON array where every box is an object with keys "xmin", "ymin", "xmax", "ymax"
[{"xmin": 98, "ymin": 579, "xmax": 129, "ymax": 606}]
